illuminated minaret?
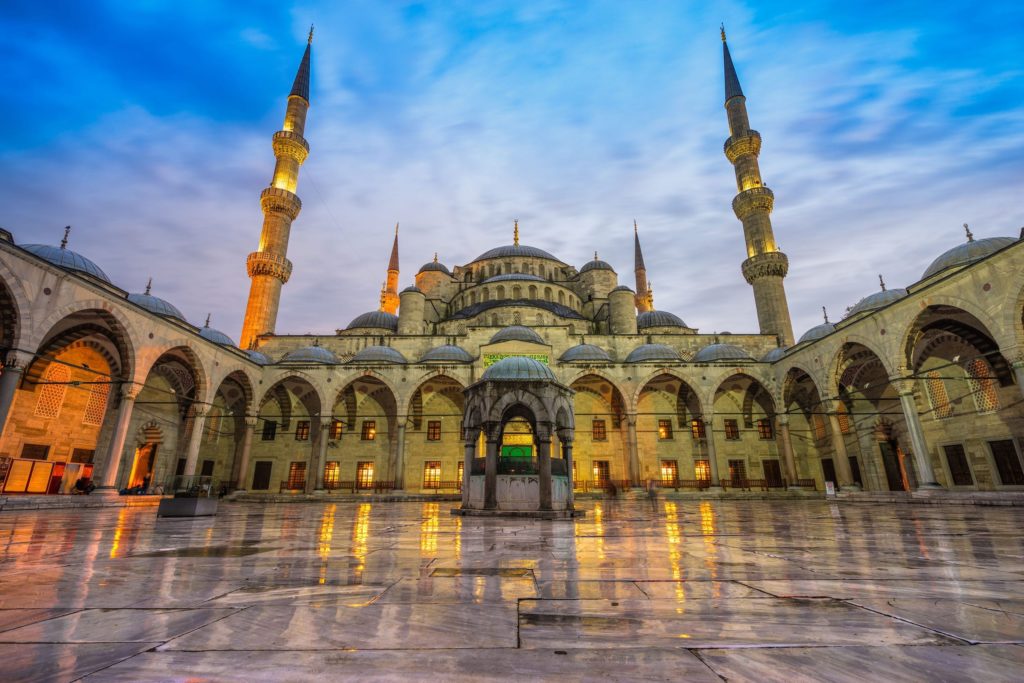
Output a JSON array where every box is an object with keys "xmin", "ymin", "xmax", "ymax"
[
  {"xmin": 633, "ymin": 221, "xmax": 654, "ymax": 313},
  {"xmin": 379, "ymin": 224, "xmax": 400, "ymax": 314},
  {"xmin": 240, "ymin": 29, "xmax": 313, "ymax": 349},
  {"xmin": 721, "ymin": 27, "xmax": 795, "ymax": 346}
]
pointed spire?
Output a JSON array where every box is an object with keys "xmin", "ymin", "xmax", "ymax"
[
  {"xmin": 204, "ymin": 313, "xmax": 211, "ymax": 328},
  {"xmin": 634, "ymin": 221, "xmax": 647, "ymax": 271},
  {"xmin": 290, "ymin": 33, "xmax": 312, "ymax": 102},
  {"xmin": 388, "ymin": 223, "xmax": 400, "ymax": 272},
  {"xmin": 822, "ymin": 306, "xmax": 829, "ymax": 324},
  {"xmin": 433, "ymin": 252, "xmax": 439, "ymax": 263},
  {"xmin": 594, "ymin": 251, "xmax": 599, "ymax": 261},
  {"xmin": 878, "ymin": 274, "xmax": 886, "ymax": 292},
  {"xmin": 963, "ymin": 222, "xmax": 974, "ymax": 242},
  {"xmin": 513, "ymin": 219, "xmax": 520, "ymax": 246},
  {"xmin": 60, "ymin": 225, "xmax": 70, "ymax": 250},
  {"xmin": 721, "ymin": 26, "xmax": 744, "ymax": 103},
  {"xmin": 144, "ymin": 277, "xmax": 152, "ymax": 296}
]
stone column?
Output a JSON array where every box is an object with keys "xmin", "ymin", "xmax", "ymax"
[
  {"xmin": 563, "ymin": 438, "xmax": 575, "ymax": 510},
  {"xmin": 0, "ymin": 351, "xmax": 32, "ymax": 440},
  {"xmin": 97, "ymin": 385, "xmax": 140, "ymax": 490},
  {"xmin": 776, "ymin": 415, "xmax": 798, "ymax": 485},
  {"xmin": 484, "ymin": 436, "xmax": 499, "ymax": 509},
  {"xmin": 1012, "ymin": 358, "xmax": 1024, "ymax": 400},
  {"xmin": 310, "ymin": 421, "xmax": 329, "ymax": 493},
  {"xmin": 894, "ymin": 379, "xmax": 942, "ymax": 489},
  {"xmin": 827, "ymin": 411, "xmax": 858, "ymax": 489},
  {"xmin": 537, "ymin": 435, "xmax": 552, "ymax": 511},
  {"xmin": 393, "ymin": 422, "xmax": 407, "ymax": 489},
  {"xmin": 704, "ymin": 416, "xmax": 722, "ymax": 488},
  {"xmin": 626, "ymin": 413, "xmax": 640, "ymax": 487},
  {"xmin": 182, "ymin": 409, "xmax": 209, "ymax": 477},
  {"xmin": 234, "ymin": 417, "xmax": 257, "ymax": 490},
  {"xmin": 462, "ymin": 440, "xmax": 475, "ymax": 507}
]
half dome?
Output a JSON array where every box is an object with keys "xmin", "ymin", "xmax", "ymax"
[
  {"xmin": 637, "ymin": 310, "xmax": 687, "ymax": 330},
  {"xmin": 419, "ymin": 344, "xmax": 474, "ymax": 363},
  {"xmin": 481, "ymin": 356, "xmax": 556, "ymax": 382},
  {"xmin": 693, "ymin": 343, "xmax": 752, "ymax": 363},
  {"xmin": 22, "ymin": 244, "xmax": 111, "ymax": 283},
  {"xmin": 346, "ymin": 310, "xmax": 399, "ymax": 331},
  {"xmin": 490, "ymin": 325, "xmax": 545, "ymax": 345},
  {"xmin": 349, "ymin": 346, "xmax": 407, "ymax": 364},
  {"xmin": 560, "ymin": 343, "xmax": 612, "ymax": 363},
  {"xmin": 922, "ymin": 235, "xmax": 1016, "ymax": 280},
  {"xmin": 281, "ymin": 345, "xmax": 338, "ymax": 364},
  {"xmin": 127, "ymin": 292, "xmax": 186, "ymax": 322},
  {"xmin": 625, "ymin": 344, "xmax": 682, "ymax": 364}
]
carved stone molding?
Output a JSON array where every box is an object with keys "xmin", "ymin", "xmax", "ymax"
[
  {"xmin": 741, "ymin": 251, "xmax": 789, "ymax": 284},
  {"xmin": 724, "ymin": 130, "xmax": 762, "ymax": 163},
  {"xmin": 259, "ymin": 186, "xmax": 302, "ymax": 220},
  {"xmin": 246, "ymin": 251, "xmax": 293, "ymax": 283},
  {"xmin": 732, "ymin": 186, "xmax": 774, "ymax": 220}
]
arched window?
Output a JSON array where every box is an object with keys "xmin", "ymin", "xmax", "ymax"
[
  {"xmin": 538, "ymin": 265, "xmax": 546, "ymax": 278},
  {"xmin": 35, "ymin": 363, "xmax": 70, "ymax": 419},
  {"xmin": 812, "ymin": 414, "xmax": 827, "ymax": 441},
  {"xmin": 512, "ymin": 285, "xmax": 521, "ymax": 299},
  {"xmin": 558, "ymin": 291, "xmax": 565, "ymax": 305},
  {"xmin": 482, "ymin": 289, "xmax": 490, "ymax": 302},
  {"xmin": 528, "ymin": 285, "xmax": 537, "ymax": 299},
  {"xmin": 470, "ymin": 291, "xmax": 477, "ymax": 305},
  {"xmin": 967, "ymin": 359, "xmax": 1000, "ymax": 413},
  {"xmin": 496, "ymin": 286, "xmax": 505, "ymax": 299},
  {"xmin": 925, "ymin": 370, "xmax": 953, "ymax": 419},
  {"xmin": 83, "ymin": 380, "xmax": 110, "ymax": 426},
  {"xmin": 545, "ymin": 287, "xmax": 552, "ymax": 301},
  {"xmin": 835, "ymin": 403, "xmax": 851, "ymax": 434}
]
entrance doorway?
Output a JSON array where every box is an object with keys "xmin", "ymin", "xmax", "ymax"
[
  {"xmin": 763, "ymin": 459, "xmax": 783, "ymax": 487},
  {"xmin": 880, "ymin": 442, "xmax": 906, "ymax": 491},
  {"xmin": 128, "ymin": 443, "xmax": 158, "ymax": 489},
  {"xmin": 821, "ymin": 458, "xmax": 837, "ymax": 486}
]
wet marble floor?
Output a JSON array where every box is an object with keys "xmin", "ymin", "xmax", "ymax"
[{"xmin": 0, "ymin": 498, "xmax": 1021, "ymax": 681}]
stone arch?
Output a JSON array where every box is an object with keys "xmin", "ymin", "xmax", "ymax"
[
  {"xmin": 0, "ymin": 272, "xmax": 23, "ymax": 354},
  {"xmin": 27, "ymin": 299, "xmax": 140, "ymax": 364},
  {"xmin": 828, "ymin": 337, "xmax": 893, "ymax": 399},
  {"xmin": 902, "ymin": 304, "xmax": 1014, "ymax": 387}
]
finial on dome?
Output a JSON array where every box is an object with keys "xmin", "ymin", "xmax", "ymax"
[
  {"xmin": 720, "ymin": 23, "xmax": 727, "ymax": 42},
  {"xmin": 513, "ymin": 219, "xmax": 519, "ymax": 246},
  {"xmin": 144, "ymin": 277, "xmax": 152, "ymax": 295},
  {"xmin": 878, "ymin": 274, "xmax": 886, "ymax": 292},
  {"xmin": 433, "ymin": 252, "xmax": 438, "ymax": 263},
  {"xmin": 204, "ymin": 313, "xmax": 211, "ymax": 328},
  {"xmin": 313, "ymin": 337, "xmax": 320, "ymax": 347},
  {"xmin": 822, "ymin": 306, "xmax": 829, "ymax": 324},
  {"xmin": 963, "ymin": 222, "xmax": 974, "ymax": 242},
  {"xmin": 594, "ymin": 251, "xmax": 599, "ymax": 261},
  {"xmin": 60, "ymin": 225, "xmax": 70, "ymax": 250},
  {"xmin": 308, "ymin": 24, "xmax": 314, "ymax": 45}
]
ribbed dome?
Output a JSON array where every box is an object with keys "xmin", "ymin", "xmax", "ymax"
[
  {"xmin": 922, "ymin": 236, "xmax": 1016, "ymax": 279},
  {"xmin": 481, "ymin": 273, "xmax": 547, "ymax": 284},
  {"xmin": 199, "ymin": 326, "xmax": 236, "ymax": 347},
  {"xmin": 624, "ymin": 344, "xmax": 682, "ymax": 364},
  {"xmin": 845, "ymin": 288, "xmax": 908, "ymax": 318},
  {"xmin": 472, "ymin": 244, "xmax": 560, "ymax": 263},
  {"xmin": 418, "ymin": 260, "xmax": 451, "ymax": 275},
  {"xmin": 797, "ymin": 322, "xmax": 836, "ymax": 344},
  {"xmin": 637, "ymin": 310, "xmax": 687, "ymax": 330},
  {"xmin": 281, "ymin": 345, "xmax": 339, "ymax": 364},
  {"xmin": 560, "ymin": 343, "xmax": 612, "ymax": 363},
  {"xmin": 245, "ymin": 350, "xmax": 272, "ymax": 366},
  {"xmin": 127, "ymin": 292, "xmax": 186, "ymax": 322},
  {"xmin": 490, "ymin": 325, "xmax": 545, "ymax": 345},
  {"xmin": 349, "ymin": 345, "xmax": 407, "ymax": 364},
  {"xmin": 578, "ymin": 259, "xmax": 615, "ymax": 274},
  {"xmin": 347, "ymin": 310, "xmax": 399, "ymax": 331},
  {"xmin": 761, "ymin": 347, "xmax": 788, "ymax": 363},
  {"xmin": 419, "ymin": 344, "xmax": 474, "ymax": 363},
  {"xmin": 693, "ymin": 343, "xmax": 752, "ymax": 363},
  {"xmin": 22, "ymin": 244, "xmax": 111, "ymax": 283},
  {"xmin": 401, "ymin": 285, "xmax": 423, "ymax": 294},
  {"xmin": 481, "ymin": 356, "xmax": 556, "ymax": 381}
]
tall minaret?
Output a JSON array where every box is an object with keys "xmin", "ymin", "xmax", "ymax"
[
  {"xmin": 379, "ymin": 224, "xmax": 400, "ymax": 314},
  {"xmin": 240, "ymin": 29, "xmax": 313, "ymax": 349},
  {"xmin": 721, "ymin": 27, "xmax": 795, "ymax": 346},
  {"xmin": 633, "ymin": 221, "xmax": 654, "ymax": 313}
]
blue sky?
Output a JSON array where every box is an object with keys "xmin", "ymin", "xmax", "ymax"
[{"xmin": 2, "ymin": 0, "xmax": 1022, "ymax": 342}]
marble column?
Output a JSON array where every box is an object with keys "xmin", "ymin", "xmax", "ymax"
[
  {"xmin": 894, "ymin": 378, "xmax": 942, "ymax": 489},
  {"xmin": 182, "ymin": 409, "xmax": 209, "ymax": 477},
  {"xmin": 563, "ymin": 439, "xmax": 575, "ymax": 510},
  {"xmin": 310, "ymin": 421, "xmax": 329, "ymax": 493},
  {"xmin": 537, "ymin": 436, "xmax": 552, "ymax": 511},
  {"xmin": 484, "ymin": 437, "xmax": 499, "ymax": 509},
  {"xmin": 704, "ymin": 416, "xmax": 722, "ymax": 488},
  {"xmin": 97, "ymin": 386, "xmax": 139, "ymax": 490},
  {"xmin": 827, "ymin": 411, "xmax": 858, "ymax": 489},
  {"xmin": 462, "ymin": 440, "xmax": 475, "ymax": 507},
  {"xmin": 393, "ymin": 422, "xmax": 407, "ymax": 489},
  {"xmin": 234, "ymin": 417, "xmax": 257, "ymax": 490},
  {"xmin": 777, "ymin": 415, "xmax": 798, "ymax": 485},
  {"xmin": 0, "ymin": 351, "xmax": 31, "ymax": 439},
  {"xmin": 626, "ymin": 413, "xmax": 640, "ymax": 487},
  {"xmin": 1013, "ymin": 359, "xmax": 1024, "ymax": 400}
]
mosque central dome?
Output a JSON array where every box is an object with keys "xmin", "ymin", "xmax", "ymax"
[{"xmin": 471, "ymin": 244, "xmax": 562, "ymax": 263}]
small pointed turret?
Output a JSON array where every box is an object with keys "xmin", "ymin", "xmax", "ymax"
[
  {"xmin": 513, "ymin": 219, "xmax": 520, "ymax": 246},
  {"xmin": 290, "ymin": 28, "xmax": 313, "ymax": 102},
  {"xmin": 380, "ymin": 224, "xmax": 400, "ymax": 314},
  {"xmin": 721, "ymin": 25, "xmax": 744, "ymax": 103},
  {"xmin": 633, "ymin": 220, "xmax": 653, "ymax": 313}
]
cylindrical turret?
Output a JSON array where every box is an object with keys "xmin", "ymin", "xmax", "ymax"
[
  {"xmin": 397, "ymin": 286, "xmax": 426, "ymax": 335},
  {"xmin": 609, "ymin": 286, "xmax": 638, "ymax": 335}
]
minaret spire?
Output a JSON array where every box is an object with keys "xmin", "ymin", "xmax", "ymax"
[
  {"xmin": 721, "ymin": 29, "xmax": 794, "ymax": 345},
  {"xmin": 240, "ymin": 37, "xmax": 313, "ymax": 349},
  {"xmin": 513, "ymin": 219, "xmax": 520, "ymax": 246},
  {"xmin": 380, "ymin": 225, "xmax": 400, "ymax": 314},
  {"xmin": 633, "ymin": 220, "xmax": 653, "ymax": 313}
]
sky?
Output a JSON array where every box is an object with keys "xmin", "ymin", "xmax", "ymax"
[{"xmin": 2, "ymin": 0, "xmax": 1023, "ymax": 343}]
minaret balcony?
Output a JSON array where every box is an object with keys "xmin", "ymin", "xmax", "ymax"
[
  {"xmin": 723, "ymin": 130, "xmax": 761, "ymax": 163},
  {"xmin": 260, "ymin": 186, "xmax": 302, "ymax": 220},
  {"xmin": 741, "ymin": 251, "xmax": 788, "ymax": 284},
  {"xmin": 273, "ymin": 130, "xmax": 310, "ymax": 164},
  {"xmin": 732, "ymin": 186, "xmax": 774, "ymax": 220},
  {"xmin": 247, "ymin": 251, "xmax": 293, "ymax": 283}
]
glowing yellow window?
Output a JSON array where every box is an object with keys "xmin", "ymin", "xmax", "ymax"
[
  {"xmin": 356, "ymin": 462, "xmax": 374, "ymax": 489},
  {"xmin": 423, "ymin": 461, "xmax": 441, "ymax": 489},
  {"xmin": 660, "ymin": 460, "xmax": 678, "ymax": 484},
  {"xmin": 694, "ymin": 460, "xmax": 711, "ymax": 482}
]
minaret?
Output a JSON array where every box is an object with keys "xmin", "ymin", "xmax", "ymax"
[
  {"xmin": 633, "ymin": 221, "xmax": 654, "ymax": 313},
  {"xmin": 721, "ymin": 27, "xmax": 795, "ymax": 346},
  {"xmin": 240, "ymin": 28, "xmax": 313, "ymax": 349},
  {"xmin": 379, "ymin": 223, "xmax": 400, "ymax": 314}
]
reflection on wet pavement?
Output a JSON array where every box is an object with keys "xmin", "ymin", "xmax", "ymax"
[{"xmin": 0, "ymin": 499, "xmax": 1019, "ymax": 681}]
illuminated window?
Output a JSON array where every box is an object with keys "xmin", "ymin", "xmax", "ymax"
[
  {"xmin": 457, "ymin": 461, "xmax": 464, "ymax": 488},
  {"xmin": 925, "ymin": 371, "xmax": 953, "ymax": 419},
  {"xmin": 261, "ymin": 421, "xmax": 277, "ymax": 441},
  {"xmin": 423, "ymin": 461, "xmax": 441, "ymax": 488},
  {"xmin": 724, "ymin": 419, "xmax": 740, "ymax": 440},
  {"xmin": 728, "ymin": 459, "xmax": 747, "ymax": 481},
  {"xmin": 295, "ymin": 420, "xmax": 310, "ymax": 441},
  {"xmin": 592, "ymin": 419, "xmax": 607, "ymax": 441},
  {"xmin": 83, "ymin": 382, "xmax": 109, "ymax": 426},
  {"xmin": 694, "ymin": 459, "xmax": 710, "ymax": 482},
  {"xmin": 658, "ymin": 419, "xmax": 673, "ymax": 440},
  {"xmin": 592, "ymin": 460, "xmax": 610, "ymax": 486},
  {"xmin": 967, "ymin": 359, "xmax": 1000, "ymax": 414},
  {"xmin": 35, "ymin": 364, "xmax": 69, "ymax": 418},
  {"xmin": 690, "ymin": 419, "xmax": 705, "ymax": 439},
  {"xmin": 427, "ymin": 421, "xmax": 441, "ymax": 441},
  {"xmin": 660, "ymin": 460, "xmax": 678, "ymax": 484},
  {"xmin": 329, "ymin": 419, "xmax": 343, "ymax": 440},
  {"xmin": 324, "ymin": 461, "xmax": 340, "ymax": 488},
  {"xmin": 287, "ymin": 462, "xmax": 306, "ymax": 489},
  {"xmin": 757, "ymin": 418, "xmax": 773, "ymax": 439},
  {"xmin": 361, "ymin": 421, "xmax": 376, "ymax": 441},
  {"xmin": 356, "ymin": 461, "xmax": 375, "ymax": 489}
]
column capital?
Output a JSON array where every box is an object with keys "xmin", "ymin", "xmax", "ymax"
[
  {"xmin": 775, "ymin": 414, "xmax": 790, "ymax": 426},
  {"xmin": 120, "ymin": 383, "xmax": 141, "ymax": 401},
  {"xmin": 245, "ymin": 417, "xmax": 259, "ymax": 429},
  {"xmin": 890, "ymin": 376, "xmax": 916, "ymax": 396},
  {"xmin": 625, "ymin": 412, "xmax": 638, "ymax": 426},
  {"xmin": 3, "ymin": 349, "xmax": 34, "ymax": 369}
]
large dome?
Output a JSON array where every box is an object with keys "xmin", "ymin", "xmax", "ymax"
[
  {"xmin": 693, "ymin": 343, "xmax": 752, "ymax": 363},
  {"xmin": 349, "ymin": 346, "xmax": 407, "ymax": 364},
  {"xmin": 127, "ymin": 292, "xmax": 186, "ymax": 322},
  {"xmin": 481, "ymin": 356, "xmax": 556, "ymax": 382},
  {"xmin": 419, "ymin": 344, "xmax": 474, "ymax": 363},
  {"xmin": 625, "ymin": 344, "xmax": 682, "ymax": 364},
  {"xmin": 281, "ymin": 345, "xmax": 338, "ymax": 364},
  {"xmin": 472, "ymin": 244, "xmax": 561, "ymax": 263},
  {"xmin": 922, "ymin": 235, "xmax": 1016, "ymax": 280},
  {"xmin": 637, "ymin": 310, "xmax": 687, "ymax": 330},
  {"xmin": 22, "ymin": 244, "xmax": 111, "ymax": 283},
  {"xmin": 560, "ymin": 343, "xmax": 612, "ymax": 363},
  {"xmin": 346, "ymin": 310, "xmax": 399, "ymax": 331},
  {"xmin": 490, "ymin": 325, "xmax": 545, "ymax": 345},
  {"xmin": 797, "ymin": 322, "xmax": 836, "ymax": 344},
  {"xmin": 845, "ymin": 288, "xmax": 908, "ymax": 318}
]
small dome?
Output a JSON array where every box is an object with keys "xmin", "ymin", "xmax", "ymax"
[
  {"xmin": 401, "ymin": 285, "xmax": 423, "ymax": 294},
  {"xmin": 480, "ymin": 273, "xmax": 547, "ymax": 284},
  {"xmin": 419, "ymin": 344, "xmax": 474, "ymax": 363},
  {"xmin": 199, "ymin": 326, "xmax": 236, "ymax": 347},
  {"xmin": 418, "ymin": 259, "xmax": 451, "ymax": 275},
  {"xmin": 578, "ymin": 258, "xmax": 615, "ymax": 274},
  {"xmin": 625, "ymin": 343, "xmax": 682, "ymax": 364},
  {"xmin": 490, "ymin": 325, "xmax": 545, "ymax": 345},
  {"xmin": 637, "ymin": 310, "xmax": 687, "ymax": 330},
  {"xmin": 761, "ymin": 347, "xmax": 788, "ymax": 363},
  {"xmin": 246, "ymin": 350, "xmax": 272, "ymax": 365},
  {"xmin": 22, "ymin": 244, "xmax": 111, "ymax": 283},
  {"xmin": 845, "ymin": 288, "xmax": 908, "ymax": 318},
  {"xmin": 346, "ymin": 310, "xmax": 399, "ymax": 331},
  {"xmin": 481, "ymin": 356, "xmax": 556, "ymax": 382},
  {"xmin": 560, "ymin": 343, "xmax": 612, "ymax": 363},
  {"xmin": 610, "ymin": 285, "xmax": 634, "ymax": 293},
  {"xmin": 127, "ymin": 292, "xmax": 186, "ymax": 322},
  {"xmin": 797, "ymin": 322, "xmax": 836, "ymax": 344},
  {"xmin": 281, "ymin": 345, "xmax": 338, "ymax": 364},
  {"xmin": 472, "ymin": 244, "xmax": 560, "ymax": 263},
  {"xmin": 922, "ymin": 235, "xmax": 1016, "ymax": 279},
  {"xmin": 349, "ymin": 345, "xmax": 407, "ymax": 364},
  {"xmin": 693, "ymin": 343, "xmax": 752, "ymax": 363}
]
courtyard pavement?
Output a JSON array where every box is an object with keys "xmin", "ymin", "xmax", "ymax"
[{"xmin": 0, "ymin": 497, "xmax": 1021, "ymax": 681}]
